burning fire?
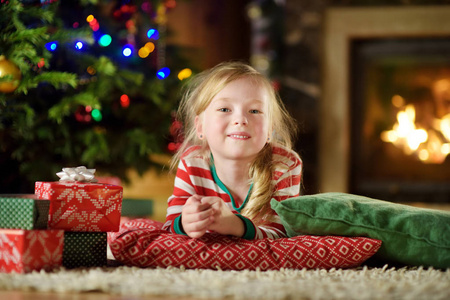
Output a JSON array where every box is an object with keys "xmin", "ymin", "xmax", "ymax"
[{"xmin": 381, "ymin": 96, "xmax": 450, "ymax": 164}]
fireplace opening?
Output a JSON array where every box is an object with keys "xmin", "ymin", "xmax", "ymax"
[{"xmin": 350, "ymin": 37, "xmax": 450, "ymax": 203}]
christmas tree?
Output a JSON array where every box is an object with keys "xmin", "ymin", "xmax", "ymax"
[{"xmin": 0, "ymin": 0, "xmax": 191, "ymax": 192}]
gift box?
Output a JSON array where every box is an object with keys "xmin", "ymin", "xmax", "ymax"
[
  {"xmin": 35, "ymin": 181, "xmax": 123, "ymax": 232},
  {"xmin": 0, "ymin": 229, "xmax": 64, "ymax": 273},
  {"xmin": 0, "ymin": 195, "xmax": 50, "ymax": 230},
  {"xmin": 63, "ymin": 232, "xmax": 107, "ymax": 268}
]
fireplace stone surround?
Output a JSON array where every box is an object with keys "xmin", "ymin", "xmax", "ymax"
[{"xmin": 320, "ymin": 6, "xmax": 450, "ymax": 202}]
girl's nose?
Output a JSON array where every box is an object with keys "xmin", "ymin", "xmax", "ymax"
[{"xmin": 234, "ymin": 114, "xmax": 248, "ymax": 125}]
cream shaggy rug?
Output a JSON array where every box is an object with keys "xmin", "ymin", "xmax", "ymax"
[{"xmin": 1, "ymin": 265, "xmax": 449, "ymax": 300}]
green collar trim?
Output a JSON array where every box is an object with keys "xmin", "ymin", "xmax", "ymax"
[{"xmin": 210, "ymin": 156, "xmax": 253, "ymax": 213}]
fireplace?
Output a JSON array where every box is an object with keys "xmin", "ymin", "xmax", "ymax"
[
  {"xmin": 320, "ymin": 6, "xmax": 450, "ymax": 203},
  {"xmin": 350, "ymin": 38, "xmax": 450, "ymax": 202}
]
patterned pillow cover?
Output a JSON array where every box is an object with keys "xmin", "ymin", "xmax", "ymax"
[{"xmin": 108, "ymin": 219, "xmax": 382, "ymax": 271}]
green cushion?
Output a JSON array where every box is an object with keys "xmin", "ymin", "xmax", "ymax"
[{"xmin": 271, "ymin": 193, "xmax": 450, "ymax": 269}]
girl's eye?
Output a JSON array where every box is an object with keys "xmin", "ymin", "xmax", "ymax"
[
  {"xmin": 218, "ymin": 108, "xmax": 230, "ymax": 112},
  {"xmin": 249, "ymin": 109, "xmax": 261, "ymax": 114}
]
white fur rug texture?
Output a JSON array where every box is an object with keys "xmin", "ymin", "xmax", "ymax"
[{"xmin": 1, "ymin": 265, "xmax": 449, "ymax": 300}]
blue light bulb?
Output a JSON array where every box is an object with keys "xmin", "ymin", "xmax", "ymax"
[
  {"xmin": 45, "ymin": 41, "xmax": 58, "ymax": 51},
  {"xmin": 157, "ymin": 67, "xmax": 170, "ymax": 79},
  {"xmin": 147, "ymin": 29, "xmax": 159, "ymax": 40}
]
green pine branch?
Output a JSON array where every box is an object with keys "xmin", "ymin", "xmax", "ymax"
[
  {"xmin": 17, "ymin": 72, "xmax": 78, "ymax": 95},
  {"xmin": 1, "ymin": 0, "xmax": 189, "ymax": 192}
]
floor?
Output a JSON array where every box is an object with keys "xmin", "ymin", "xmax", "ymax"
[{"xmin": 0, "ymin": 291, "xmax": 198, "ymax": 300}]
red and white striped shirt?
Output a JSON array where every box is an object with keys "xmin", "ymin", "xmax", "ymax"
[{"xmin": 163, "ymin": 145, "xmax": 302, "ymax": 239}]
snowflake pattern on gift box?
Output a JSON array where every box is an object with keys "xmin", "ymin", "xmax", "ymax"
[
  {"xmin": 63, "ymin": 209, "xmax": 105, "ymax": 231},
  {"xmin": 0, "ymin": 230, "xmax": 63, "ymax": 273},
  {"xmin": 21, "ymin": 230, "xmax": 64, "ymax": 272},
  {"xmin": 0, "ymin": 233, "xmax": 22, "ymax": 270},
  {"xmin": 35, "ymin": 182, "xmax": 123, "ymax": 232},
  {"xmin": 58, "ymin": 183, "xmax": 92, "ymax": 204}
]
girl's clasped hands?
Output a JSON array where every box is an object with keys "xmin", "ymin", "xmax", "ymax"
[{"xmin": 181, "ymin": 194, "xmax": 244, "ymax": 238}]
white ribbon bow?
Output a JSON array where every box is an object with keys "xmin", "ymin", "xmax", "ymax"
[{"xmin": 56, "ymin": 166, "xmax": 98, "ymax": 183}]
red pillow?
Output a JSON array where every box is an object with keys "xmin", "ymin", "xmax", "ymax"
[{"xmin": 108, "ymin": 219, "xmax": 381, "ymax": 271}]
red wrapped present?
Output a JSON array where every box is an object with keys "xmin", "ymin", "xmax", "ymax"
[
  {"xmin": 35, "ymin": 181, "xmax": 123, "ymax": 232},
  {"xmin": 35, "ymin": 166, "xmax": 123, "ymax": 232},
  {"xmin": 0, "ymin": 229, "xmax": 64, "ymax": 273}
]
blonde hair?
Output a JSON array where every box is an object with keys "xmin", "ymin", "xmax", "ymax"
[{"xmin": 172, "ymin": 61, "xmax": 298, "ymax": 224}]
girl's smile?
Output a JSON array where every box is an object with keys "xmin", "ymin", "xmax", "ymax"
[{"xmin": 227, "ymin": 132, "xmax": 251, "ymax": 140}]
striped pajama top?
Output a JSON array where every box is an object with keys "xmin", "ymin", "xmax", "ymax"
[{"xmin": 163, "ymin": 145, "xmax": 302, "ymax": 239}]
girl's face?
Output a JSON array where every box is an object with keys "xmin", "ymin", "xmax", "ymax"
[{"xmin": 196, "ymin": 77, "xmax": 270, "ymax": 163}]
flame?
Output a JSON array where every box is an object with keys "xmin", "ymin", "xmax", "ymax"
[
  {"xmin": 440, "ymin": 114, "xmax": 450, "ymax": 141},
  {"xmin": 381, "ymin": 103, "xmax": 450, "ymax": 164}
]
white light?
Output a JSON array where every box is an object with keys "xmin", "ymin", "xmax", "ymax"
[
  {"xmin": 123, "ymin": 47, "xmax": 132, "ymax": 57},
  {"xmin": 75, "ymin": 41, "xmax": 84, "ymax": 50}
]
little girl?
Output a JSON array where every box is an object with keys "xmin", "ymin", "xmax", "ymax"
[{"xmin": 163, "ymin": 61, "xmax": 302, "ymax": 240}]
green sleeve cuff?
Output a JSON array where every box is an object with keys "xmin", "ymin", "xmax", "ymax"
[
  {"xmin": 236, "ymin": 214, "xmax": 256, "ymax": 240},
  {"xmin": 173, "ymin": 215, "xmax": 187, "ymax": 235}
]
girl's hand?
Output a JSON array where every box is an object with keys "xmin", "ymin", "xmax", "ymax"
[
  {"xmin": 181, "ymin": 195, "xmax": 214, "ymax": 239},
  {"xmin": 201, "ymin": 197, "xmax": 245, "ymax": 237}
]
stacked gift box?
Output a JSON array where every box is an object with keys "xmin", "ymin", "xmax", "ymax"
[
  {"xmin": 0, "ymin": 194, "xmax": 64, "ymax": 273},
  {"xmin": 0, "ymin": 167, "xmax": 123, "ymax": 273}
]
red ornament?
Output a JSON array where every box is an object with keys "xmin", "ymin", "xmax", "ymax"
[
  {"xmin": 74, "ymin": 106, "xmax": 92, "ymax": 123},
  {"xmin": 164, "ymin": 0, "xmax": 176, "ymax": 9},
  {"xmin": 120, "ymin": 94, "xmax": 130, "ymax": 108},
  {"xmin": 37, "ymin": 58, "xmax": 45, "ymax": 68},
  {"xmin": 271, "ymin": 80, "xmax": 281, "ymax": 92},
  {"xmin": 168, "ymin": 117, "xmax": 184, "ymax": 153}
]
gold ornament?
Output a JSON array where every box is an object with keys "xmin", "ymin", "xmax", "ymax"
[{"xmin": 0, "ymin": 55, "xmax": 22, "ymax": 93}]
